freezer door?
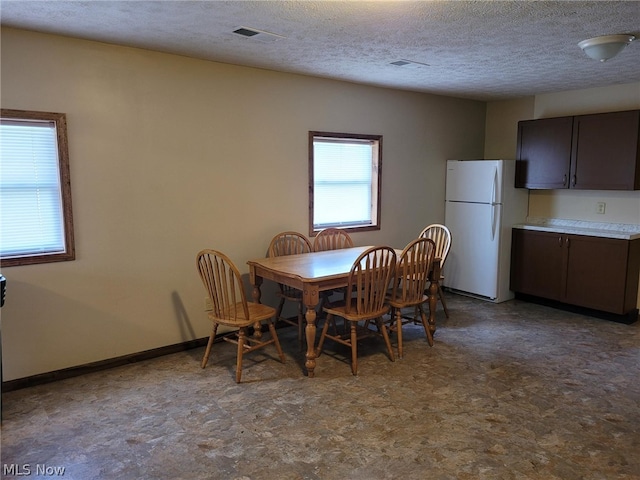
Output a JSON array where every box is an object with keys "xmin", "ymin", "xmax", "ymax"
[
  {"xmin": 443, "ymin": 201, "xmax": 501, "ymax": 299},
  {"xmin": 446, "ymin": 160, "xmax": 503, "ymax": 204}
]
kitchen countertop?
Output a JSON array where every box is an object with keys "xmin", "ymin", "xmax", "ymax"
[{"xmin": 513, "ymin": 217, "xmax": 640, "ymax": 240}]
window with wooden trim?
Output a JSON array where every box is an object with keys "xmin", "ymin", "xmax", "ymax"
[
  {"xmin": 309, "ymin": 131, "xmax": 382, "ymax": 236},
  {"xmin": 0, "ymin": 109, "xmax": 75, "ymax": 267}
]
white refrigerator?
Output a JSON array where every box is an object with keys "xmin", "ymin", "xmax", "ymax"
[{"xmin": 443, "ymin": 160, "xmax": 528, "ymax": 303}]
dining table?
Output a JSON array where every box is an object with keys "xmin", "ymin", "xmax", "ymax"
[{"xmin": 247, "ymin": 245, "xmax": 440, "ymax": 377}]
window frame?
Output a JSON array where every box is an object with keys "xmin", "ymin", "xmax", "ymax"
[
  {"xmin": 308, "ymin": 131, "xmax": 382, "ymax": 237},
  {"xmin": 1, "ymin": 109, "xmax": 75, "ymax": 267}
]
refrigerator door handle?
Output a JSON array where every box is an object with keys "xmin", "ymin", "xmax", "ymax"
[
  {"xmin": 490, "ymin": 166, "xmax": 499, "ymax": 241},
  {"xmin": 491, "ymin": 204, "xmax": 497, "ymax": 241},
  {"xmin": 491, "ymin": 166, "xmax": 498, "ymax": 205}
]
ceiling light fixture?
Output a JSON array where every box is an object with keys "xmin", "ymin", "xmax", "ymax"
[{"xmin": 578, "ymin": 34, "xmax": 635, "ymax": 62}]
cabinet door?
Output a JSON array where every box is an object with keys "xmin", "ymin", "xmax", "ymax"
[
  {"xmin": 564, "ymin": 235, "xmax": 630, "ymax": 314},
  {"xmin": 510, "ymin": 229, "xmax": 565, "ymax": 300},
  {"xmin": 515, "ymin": 117, "xmax": 573, "ymax": 189},
  {"xmin": 571, "ymin": 110, "xmax": 640, "ymax": 190}
]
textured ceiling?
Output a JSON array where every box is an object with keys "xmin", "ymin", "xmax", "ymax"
[{"xmin": 1, "ymin": 1, "xmax": 639, "ymax": 101}]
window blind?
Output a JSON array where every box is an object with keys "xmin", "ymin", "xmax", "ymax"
[
  {"xmin": 0, "ymin": 119, "xmax": 66, "ymax": 258},
  {"xmin": 313, "ymin": 139, "xmax": 375, "ymax": 228}
]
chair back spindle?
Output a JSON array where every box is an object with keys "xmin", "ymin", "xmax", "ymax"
[
  {"xmin": 313, "ymin": 228, "xmax": 354, "ymax": 252},
  {"xmin": 197, "ymin": 250, "xmax": 249, "ymax": 326},
  {"xmin": 419, "ymin": 224, "xmax": 451, "ymax": 266},
  {"xmin": 345, "ymin": 246, "xmax": 396, "ymax": 316},
  {"xmin": 268, "ymin": 231, "xmax": 312, "ymax": 257},
  {"xmin": 395, "ymin": 237, "xmax": 436, "ymax": 304}
]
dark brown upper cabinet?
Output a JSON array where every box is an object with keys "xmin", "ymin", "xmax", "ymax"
[
  {"xmin": 516, "ymin": 109, "xmax": 640, "ymax": 190},
  {"xmin": 515, "ymin": 116, "xmax": 573, "ymax": 189}
]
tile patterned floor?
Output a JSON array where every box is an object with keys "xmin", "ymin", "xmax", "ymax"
[{"xmin": 2, "ymin": 295, "xmax": 639, "ymax": 479}]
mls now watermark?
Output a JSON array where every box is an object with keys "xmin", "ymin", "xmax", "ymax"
[{"xmin": 3, "ymin": 464, "xmax": 66, "ymax": 476}]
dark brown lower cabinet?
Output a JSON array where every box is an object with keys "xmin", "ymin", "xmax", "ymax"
[{"xmin": 511, "ymin": 229, "xmax": 640, "ymax": 317}]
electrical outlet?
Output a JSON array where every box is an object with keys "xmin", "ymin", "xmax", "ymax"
[
  {"xmin": 596, "ymin": 202, "xmax": 606, "ymax": 214},
  {"xmin": 204, "ymin": 296, "xmax": 213, "ymax": 311}
]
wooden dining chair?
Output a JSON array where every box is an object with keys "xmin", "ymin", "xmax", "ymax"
[
  {"xmin": 196, "ymin": 249, "xmax": 285, "ymax": 383},
  {"xmin": 387, "ymin": 237, "xmax": 437, "ymax": 358},
  {"xmin": 268, "ymin": 231, "xmax": 312, "ymax": 345},
  {"xmin": 312, "ymin": 227, "xmax": 354, "ymax": 252},
  {"xmin": 419, "ymin": 224, "xmax": 452, "ymax": 318},
  {"xmin": 315, "ymin": 246, "xmax": 397, "ymax": 375},
  {"xmin": 313, "ymin": 228, "xmax": 355, "ymax": 309}
]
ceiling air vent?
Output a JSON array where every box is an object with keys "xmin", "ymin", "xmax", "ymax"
[
  {"xmin": 232, "ymin": 26, "xmax": 285, "ymax": 43},
  {"xmin": 390, "ymin": 59, "xmax": 430, "ymax": 68}
]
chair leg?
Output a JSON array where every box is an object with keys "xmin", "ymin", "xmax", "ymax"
[
  {"xmin": 330, "ymin": 317, "xmax": 340, "ymax": 337},
  {"xmin": 317, "ymin": 293, "xmax": 333, "ymax": 321},
  {"xmin": 201, "ymin": 323, "xmax": 218, "ymax": 368},
  {"xmin": 315, "ymin": 314, "xmax": 332, "ymax": 356},
  {"xmin": 235, "ymin": 327, "xmax": 246, "ymax": 383},
  {"xmin": 395, "ymin": 308, "xmax": 404, "ymax": 359},
  {"xmin": 377, "ymin": 317, "xmax": 395, "ymax": 362},
  {"xmin": 297, "ymin": 302, "xmax": 304, "ymax": 348},
  {"xmin": 418, "ymin": 305, "xmax": 434, "ymax": 347},
  {"xmin": 438, "ymin": 284, "xmax": 450, "ymax": 318},
  {"xmin": 267, "ymin": 319, "xmax": 286, "ymax": 363},
  {"xmin": 350, "ymin": 322, "xmax": 358, "ymax": 375},
  {"xmin": 275, "ymin": 297, "xmax": 286, "ymax": 323}
]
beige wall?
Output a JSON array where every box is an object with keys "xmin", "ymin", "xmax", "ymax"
[
  {"xmin": 484, "ymin": 97, "xmax": 535, "ymax": 160},
  {"xmin": 534, "ymin": 83, "xmax": 640, "ymax": 118},
  {"xmin": 0, "ymin": 29, "xmax": 486, "ymax": 381}
]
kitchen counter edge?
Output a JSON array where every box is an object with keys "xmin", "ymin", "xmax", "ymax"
[{"xmin": 513, "ymin": 218, "xmax": 640, "ymax": 241}]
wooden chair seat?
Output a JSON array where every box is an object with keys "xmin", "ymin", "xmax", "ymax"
[
  {"xmin": 219, "ymin": 301, "xmax": 278, "ymax": 324},
  {"xmin": 323, "ymin": 299, "xmax": 391, "ymax": 322}
]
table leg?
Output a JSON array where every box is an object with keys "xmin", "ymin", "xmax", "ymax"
[
  {"xmin": 427, "ymin": 259, "xmax": 441, "ymax": 335},
  {"xmin": 428, "ymin": 281, "xmax": 437, "ymax": 335},
  {"xmin": 302, "ymin": 286, "xmax": 320, "ymax": 377},
  {"xmin": 304, "ymin": 306, "xmax": 318, "ymax": 377},
  {"xmin": 251, "ymin": 277, "xmax": 263, "ymax": 339}
]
